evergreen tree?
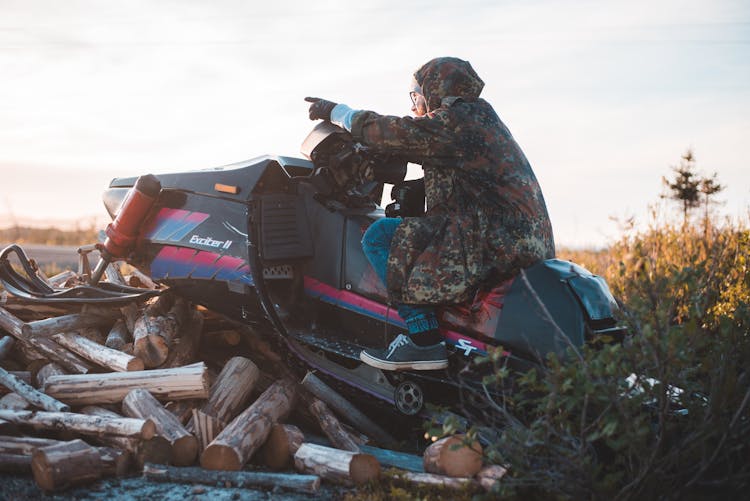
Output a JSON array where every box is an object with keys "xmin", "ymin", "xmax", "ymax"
[{"xmin": 662, "ymin": 150, "xmax": 701, "ymax": 225}]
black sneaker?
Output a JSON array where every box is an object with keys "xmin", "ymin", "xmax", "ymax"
[{"xmin": 360, "ymin": 334, "xmax": 448, "ymax": 371}]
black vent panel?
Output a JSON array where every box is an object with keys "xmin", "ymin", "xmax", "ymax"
[{"xmin": 259, "ymin": 194, "xmax": 313, "ymax": 261}]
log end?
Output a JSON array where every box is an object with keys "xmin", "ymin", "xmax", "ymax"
[
  {"xmin": 200, "ymin": 443, "xmax": 242, "ymax": 471},
  {"xmin": 137, "ymin": 436, "xmax": 173, "ymax": 468},
  {"xmin": 141, "ymin": 418, "xmax": 157, "ymax": 441},
  {"xmin": 423, "ymin": 435, "xmax": 483, "ymax": 478},
  {"xmin": 134, "ymin": 336, "xmax": 169, "ymax": 368},
  {"xmin": 31, "ymin": 456, "xmax": 56, "ymax": 492},
  {"xmin": 350, "ymin": 453, "xmax": 381, "ymax": 485},
  {"xmin": 126, "ymin": 358, "xmax": 145, "ymax": 372},
  {"xmin": 260, "ymin": 424, "xmax": 293, "ymax": 470},
  {"xmin": 171, "ymin": 435, "xmax": 199, "ymax": 467},
  {"xmin": 31, "ymin": 440, "xmax": 102, "ymax": 492}
]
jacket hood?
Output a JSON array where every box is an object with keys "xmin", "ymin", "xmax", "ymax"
[{"xmin": 413, "ymin": 57, "xmax": 484, "ymax": 111}]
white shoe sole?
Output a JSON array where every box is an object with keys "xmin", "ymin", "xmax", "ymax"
[{"xmin": 360, "ymin": 351, "xmax": 448, "ymax": 371}]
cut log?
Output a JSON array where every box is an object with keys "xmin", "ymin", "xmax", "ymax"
[
  {"xmin": 0, "ymin": 453, "xmax": 31, "ymax": 473},
  {"xmin": 10, "ymin": 339, "xmax": 46, "ymax": 367},
  {"xmin": 105, "ymin": 319, "xmax": 131, "ymax": 351},
  {"xmin": 8, "ymin": 338, "xmax": 44, "ymax": 370},
  {"xmin": 133, "ymin": 310, "xmax": 178, "ymax": 368},
  {"xmin": 143, "ymin": 462, "xmax": 321, "ymax": 493},
  {"xmin": 309, "ymin": 398, "xmax": 360, "ymax": 452},
  {"xmin": 0, "ymin": 305, "xmax": 26, "ymax": 337},
  {"xmin": 189, "ymin": 356, "xmax": 259, "ymax": 431},
  {"xmin": 81, "ymin": 304, "xmax": 125, "ymax": 318},
  {"xmin": 0, "ymin": 409, "xmax": 155, "ymax": 439},
  {"xmin": 165, "ymin": 399, "xmax": 199, "ymax": 425},
  {"xmin": 476, "ymin": 464, "xmax": 508, "ymax": 492},
  {"xmin": 31, "ymin": 439, "xmax": 102, "ymax": 492},
  {"xmin": 46, "ymin": 270, "xmax": 78, "ymax": 288},
  {"xmin": 35, "ymin": 362, "xmax": 67, "ymax": 388},
  {"xmin": 0, "ymin": 371, "xmax": 31, "ymax": 396},
  {"xmin": 202, "ymin": 413, "xmax": 272, "ymax": 471},
  {"xmin": 22, "ymin": 311, "xmax": 118, "ymax": 338},
  {"xmin": 0, "ymin": 382, "xmax": 19, "ymax": 417},
  {"xmin": 122, "ymin": 389, "xmax": 198, "ymax": 466},
  {"xmin": 25, "ymin": 337, "xmax": 93, "ymax": 374},
  {"xmin": 81, "ymin": 405, "xmax": 172, "ymax": 467},
  {"xmin": 0, "ymin": 335, "xmax": 14, "ymax": 359},
  {"xmin": 392, "ymin": 470, "xmax": 478, "ymax": 489},
  {"xmin": 73, "ymin": 326, "xmax": 106, "ymax": 344},
  {"xmin": 259, "ymin": 423, "xmax": 305, "ymax": 470},
  {"xmin": 42, "ymin": 362, "xmax": 210, "ymax": 405},
  {"xmin": 104, "ymin": 262, "xmax": 127, "ymax": 286},
  {"xmin": 97, "ymin": 445, "xmax": 133, "ymax": 477},
  {"xmin": 128, "ymin": 268, "xmax": 157, "ymax": 289},
  {"xmin": 0, "ymin": 306, "xmax": 93, "ymax": 373},
  {"xmin": 423, "ymin": 434, "xmax": 483, "ymax": 478},
  {"xmin": 161, "ymin": 308, "xmax": 203, "ymax": 368},
  {"xmin": 0, "ymin": 365, "xmax": 69, "ymax": 411},
  {"xmin": 293, "ymin": 442, "xmax": 380, "ymax": 486},
  {"xmin": 0, "ymin": 436, "xmax": 131, "ymax": 477},
  {"xmin": 52, "ymin": 331, "xmax": 144, "ymax": 372},
  {"xmin": 201, "ymin": 378, "xmax": 296, "ymax": 471},
  {"xmin": 0, "ymin": 437, "xmax": 58, "ymax": 472},
  {"xmin": 0, "ymin": 435, "xmax": 60, "ymax": 455},
  {"xmin": 0, "ymin": 294, "xmax": 72, "ymax": 320},
  {"xmin": 0, "ymin": 402, "xmax": 23, "ymax": 437},
  {"xmin": 120, "ymin": 302, "xmax": 139, "ymax": 335},
  {"xmin": 301, "ymin": 371, "xmax": 397, "ymax": 448},
  {"xmin": 191, "ymin": 409, "xmax": 222, "ymax": 452},
  {"xmin": 0, "ymin": 392, "xmax": 31, "ymax": 410}
]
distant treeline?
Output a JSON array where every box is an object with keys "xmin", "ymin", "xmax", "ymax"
[{"xmin": 0, "ymin": 226, "xmax": 98, "ymax": 246}]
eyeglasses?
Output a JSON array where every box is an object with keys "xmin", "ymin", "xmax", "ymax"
[{"xmin": 410, "ymin": 91, "xmax": 423, "ymax": 107}]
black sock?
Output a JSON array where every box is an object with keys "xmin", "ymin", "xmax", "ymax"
[{"xmin": 410, "ymin": 329, "xmax": 443, "ymax": 347}]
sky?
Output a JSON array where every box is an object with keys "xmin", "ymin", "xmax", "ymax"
[{"xmin": 0, "ymin": 0, "xmax": 748, "ymax": 248}]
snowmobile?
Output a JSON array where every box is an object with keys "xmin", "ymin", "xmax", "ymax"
[{"xmin": 0, "ymin": 123, "xmax": 624, "ymax": 423}]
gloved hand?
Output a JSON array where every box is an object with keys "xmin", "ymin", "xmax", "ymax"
[{"xmin": 305, "ymin": 97, "xmax": 337, "ymax": 121}]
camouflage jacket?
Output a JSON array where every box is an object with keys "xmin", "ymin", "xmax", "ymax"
[{"xmin": 350, "ymin": 57, "xmax": 555, "ymax": 304}]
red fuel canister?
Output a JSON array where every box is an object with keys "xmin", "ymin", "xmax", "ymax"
[{"xmin": 102, "ymin": 174, "xmax": 161, "ymax": 258}]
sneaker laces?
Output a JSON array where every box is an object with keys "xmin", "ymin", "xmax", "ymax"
[{"xmin": 385, "ymin": 334, "xmax": 411, "ymax": 359}]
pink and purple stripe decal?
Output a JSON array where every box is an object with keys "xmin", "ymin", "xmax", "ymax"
[
  {"xmin": 303, "ymin": 276, "xmax": 489, "ymax": 355},
  {"xmin": 150, "ymin": 245, "xmax": 252, "ymax": 284},
  {"xmin": 144, "ymin": 208, "xmax": 210, "ymax": 242}
]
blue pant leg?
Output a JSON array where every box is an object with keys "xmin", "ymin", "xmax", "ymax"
[
  {"xmin": 362, "ymin": 218, "xmax": 438, "ymax": 335},
  {"xmin": 361, "ymin": 217, "xmax": 402, "ymax": 288}
]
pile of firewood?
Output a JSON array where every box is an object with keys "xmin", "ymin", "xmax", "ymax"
[{"xmin": 0, "ymin": 266, "xmax": 506, "ymax": 494}]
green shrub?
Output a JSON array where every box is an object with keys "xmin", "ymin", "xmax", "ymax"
[{"xmin": 469, "ymin": 220, "xmax": 750, "ymax": 500}]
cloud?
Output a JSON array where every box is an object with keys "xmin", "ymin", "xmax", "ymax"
[{"xmin": 0, "ymin": 0, "xmax": 747, "ymax": 246}]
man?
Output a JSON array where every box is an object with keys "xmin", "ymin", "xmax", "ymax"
[{"xmin": 306, "ymin": 57, "xmax": 555, "ymax": 371}]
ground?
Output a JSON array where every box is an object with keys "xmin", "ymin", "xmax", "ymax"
[{"xmin": 0, "ymin": 473, "xmax": 345, "ymax": 501}]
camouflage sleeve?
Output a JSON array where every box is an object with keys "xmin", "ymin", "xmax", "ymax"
[{"xmin": 349, "ymin": 110, "xmax": 459, "ymax": 164}]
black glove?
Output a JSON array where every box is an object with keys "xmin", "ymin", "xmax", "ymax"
[
  {"xmin": 387, "ymin": 178, "xmax": 426, "ymax": 217},
  {"xmin": 305, "ymin": 97, "xmax": 337, "ymax": 121}
]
